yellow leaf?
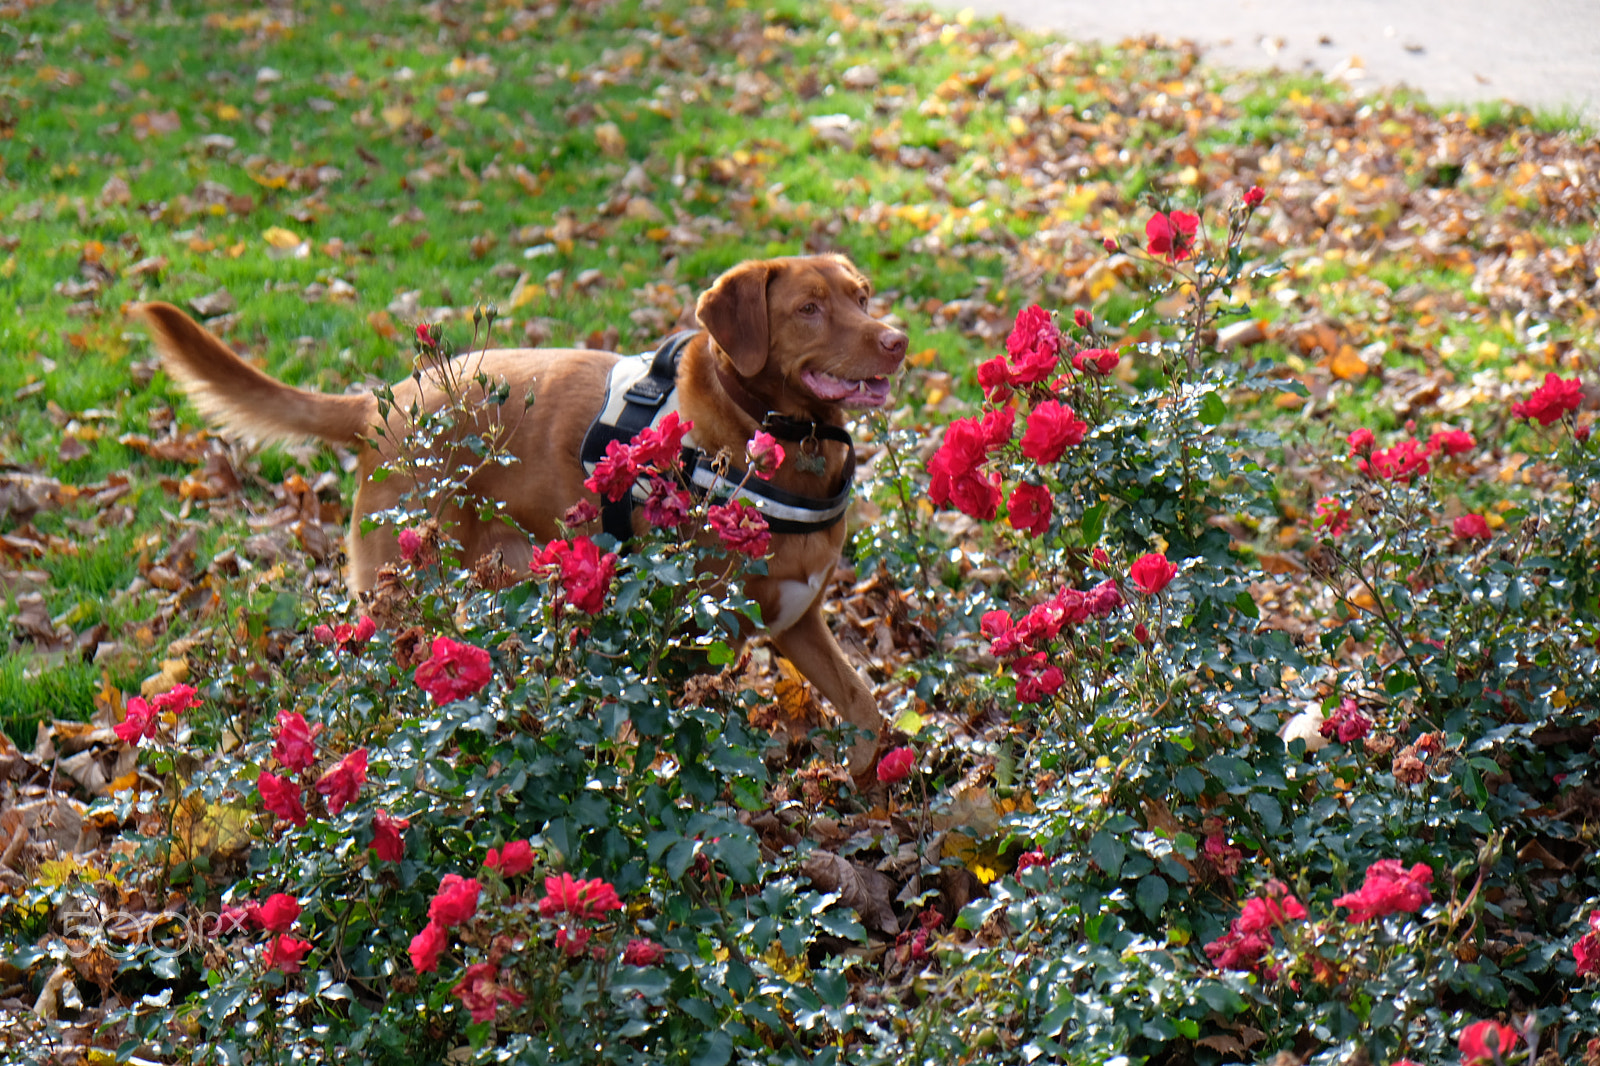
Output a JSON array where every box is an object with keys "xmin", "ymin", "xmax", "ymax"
[
  {"xmin": 1329, "ymin": 345, "xmax": 1369, "ymax": 381},
  {"xmin": 941, "ymin": 833, "xmax": 1005, "ymax": 884},
  {"xmin": 227, "ymin": 242, "xmax": 247, "ymax": 258},
  {"xmin": 509, "ymin": 281, "xmax": 546, "ymax": 310},
  {"xmin": 216, "ymin": 103, "xmax": 241, "ymax": 121},
  {"xmin": 894, "ymin": 708, "xmax": 925, "ymax": 735},
  {"xmin": 140, "ymin": 658, "xmax": 189, "ymax": 698},
  {"xmin": 381, "ymin": 104, "xmax": 411, "ymax": 130},
  {"xmin": 170, "ymin": 793, "xmax": 254, "ymax": 863},
  {"xmin": 262, "ymin": 226, "xmax": 302, "ymax": 249},
  {"xmin": 249, "ymin": 171, "xmax": 288, "ymax": 189}
]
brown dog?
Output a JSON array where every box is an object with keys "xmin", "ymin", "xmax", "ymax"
[{"xmin": 135, "ymin": 254, "xmax": 906, "ymax": 774}]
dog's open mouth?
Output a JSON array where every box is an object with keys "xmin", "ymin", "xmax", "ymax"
[{"xmin": 801, "ymin": 369, "xmax": 893, "ymax": 408}]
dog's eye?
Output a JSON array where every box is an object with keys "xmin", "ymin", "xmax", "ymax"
[
  {"xmin": 858, "ymin": 295, "xmax": 870, "ymax": 310},
  {"xmin": 799, "ymin": 302, "xmax": 821, "ymax": 316}
]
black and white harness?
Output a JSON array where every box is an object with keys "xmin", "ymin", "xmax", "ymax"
[{"xmin": 578, "ymin": 332, "xmax": 856, "ymax": 543}]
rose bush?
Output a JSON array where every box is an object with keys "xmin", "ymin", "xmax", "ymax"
[{"xmin": 8, "ymin": 186, "xmax": 1599, "ymax": 1066}]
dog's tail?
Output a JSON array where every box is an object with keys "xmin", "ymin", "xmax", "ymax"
[{"xmin": 134, "ymin": 302, "xmax": 378, "ymax": 447}]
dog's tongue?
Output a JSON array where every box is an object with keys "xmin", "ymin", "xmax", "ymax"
[{"xmin": 803, "ymin": 370, "xmax": 891, "ymax": 407}]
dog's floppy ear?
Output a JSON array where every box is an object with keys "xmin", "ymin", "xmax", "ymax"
[{"xmin": 696, "ymin": 260, "xmax": 771, "ymax": 377}]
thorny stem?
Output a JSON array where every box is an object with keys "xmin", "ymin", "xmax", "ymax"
[
  {"xmin": 1329, "ymin": 548, "xmax": 1441, "ymax": 720},
  {"xmin": 877, "ymin": 420, "xmax": 937, "ymax": 593}
]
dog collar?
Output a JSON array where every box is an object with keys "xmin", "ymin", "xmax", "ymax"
[{"xmin": 579, "ymin": 334, "xmax": 856, "ymax": 542}]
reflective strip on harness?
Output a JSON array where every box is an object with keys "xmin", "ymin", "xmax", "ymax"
[{"xmin": 686, "ymin": 457, "xmax": 853, "ymax": 531}]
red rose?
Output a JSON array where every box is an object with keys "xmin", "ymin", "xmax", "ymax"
[
  {"xmin": 1014, "ymin": 652, "xmax": 1065, "ymax": 703},
  {"xmin": 152, "ymin": 683, "xmax": 201, "ymax": 714},
  {"xmin": 416, "ymin": 322, "xmax": 434, "ymax": 346},
  {"xmin": 538, "ymin": 872, "xmax": 622, "ymax": 921},
  {"xmin": 1203, "ymin": 927, "xmax": 1272, "ymax": 973},
  {"xmin": 1015, "ymin": 849, "xmax": 1050, "ymax": 873},
  {"xmin": 555, "ymin": 925, "xmax": 592, "ymax": 957},
  {"xmin": 1452, "ymin": 514, "xmax": 1492, "ymax": 540},
  {"xmin": 1346, "ymin": 427, "xmax": 1375, "ymax": 453},
  {"xmin": 532, "ymin": 536, "xmax": 618, "ymax": 615},
  {"xmin": 1575, "ymin": 926, "xmax": 1600, "ymax": 977},
  {"xmin": 429, "ymin": 874, "xmax": 482, "ymax": 928},
  {"xmin": 413, "ymin": 637, "xmax": 493, "ymax": 704},
  {"xmin": 1085, "ymin": 578, "xmax": 1122, "ymax": 617},
  {"xmin": 629, "ymin": 411, "xmax": 693, "ymax": 469},
  {"xmin": 216, "ymin": 903, "xmax": 255, "ymax": 936},
  {"xmin": 976, "ymin": 355, "xmax": 1013, "ymax": 402},
  {"xmin": 371, "ymin": 810, "xmax": 409, "ymax": 863},
  {"xmin": 1428, "ymin": 427, "xmax": 1475, "ymax": 456},
  {"xmin": 876, "ymin": 746, "xmax": 916, "ymax": 784},
  {"xmin": 563, "ymin": 499, "xmax": 600, "ymax": 527},
  {"xmin": 1128, "ymin": 553, "xmax": 1177, "ymax": 595},
  {"xmin": 1458, "ymin": 1020, "xmax": 1519, "ymax": 1066},
  {"xmin": 485, "ymin": 839, "xmax": 535, "ymax": 878},
  {"xmin": 746, "ymin": 431, "xmax": 785, "ymax": 478},
  {"xmin": 1145, "ymin": 210, "xmax": 1199, "ymax": 262},
  {"xmin": 314, "ymin": 748, "xmax": 368, "ymax": 816},
  {"xmin": 272, "ymin": 710, "xmax": 321, "ymax": 774},
  {"xmin": 453, "ymin": 962, "xmax": 525, "ymax": 1024},
  {"xmin": 1073, "ymin": 308, "xmax": 1092, "ymax": 329},
  {"xmin": 258, "ymin": 771, "xmax": 307, "ymax": 827},
  {"xmin": 707, "ymin": 499, "xmax": 772, "ymax": 557},
  {"xmin": 1512, "ymin": 372, "xmax": 1583, "ymax": 426},
  {"xmin": 409, "ymin": 920, "xmax": 447, "ymax": 973},
  {"xmin": 114, "ymin": 696, "xmax": 158, "ymax": 746},
  {"xmin": 1314, "ymin": 496, "xmax": 1351, "ymax": 537},
  {"xmin": 397, "ymin": 527, "xmax": 423, "ymax": 561},
  {"xmin": 1005, "ymin": 305, "xmax": 1059, "ymax": 370},
  {"xmin": 982, "ymin": 610, "xmax": 1022, "ymax": 658},
  {"xmin": 1007, "ymin": 482, "xmax": 1053, "ymax": 536},
  {"xmin": 928, "ymin": 416, "xmax": 1005, "ymax": 520},
  {"xmin": 256, "ymin": 893, "xmax": 301, "ymax": 934},
  {"xmin": 1204, "ymin": 834, "xmax": 1241, "ymax": 877},
  {"xmin": 1333, "ymin": 859, "xmax": 1433, "ymax": 922},
  {"xmin": 1318, "ymin": 697, "xmax": 1372, "ymax": 744},
  {"xmin": 1359, "ymin": 439, "xmax": 1431, "ymax": 483},
  {"xmin": 641, "ymin": 476, "xmax": 693, "ymax": 529},
  {"xmin": 980, "ymin": 406, "xmax": 1015, "ymax": 448},
  {"xmin": 1235, "ymin": 883, "xmax": 1307, "ymax": 935},
  {"xmin": 1071, "ymin": 348, "xmax": 1119, "ymax": 375},
  {"xmin": 622, "ymin": 938, "xmax": 666, "ymax": 966},
  {"xmin": 948, "ymin": 469, "xmax": 1003, "ymax": 520},
  {"xmin": 584, "ymin": 438, "xmax": 641, "ymax": 502},
  {"xmin": 1244, "ymin": 185, "xmax": 1266, "ymax": 207},
  {"xmin": 1019, "ymin": 401, "xmax": 1087, "ymax": 463},
  {"xmin": 264, "ymin": 934, "xmax": 313, "ymax": 974}
]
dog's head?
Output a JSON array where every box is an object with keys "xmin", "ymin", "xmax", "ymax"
[{"xmin": 695, "ymin": 255, "xmax": 907, "ymax": 414}]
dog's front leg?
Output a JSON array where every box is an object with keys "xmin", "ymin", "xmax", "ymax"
[{"xmin": 767, "ymin": 602, "xmax": 883, "ymax": 778}]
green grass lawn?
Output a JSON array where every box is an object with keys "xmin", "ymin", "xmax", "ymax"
[{"xmin": 2, "ymin": 0, "xmax": 1594, "ymax": 742}]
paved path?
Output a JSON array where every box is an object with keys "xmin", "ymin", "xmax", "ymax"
[{"xmin": 956, "ymin": 0, "xmax": 1600, "ymax": 125}]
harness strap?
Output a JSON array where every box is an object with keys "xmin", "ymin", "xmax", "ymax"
[
  {"xmin": 684, "ymin": 447, "xmax": 855, "ymax": 534},
  {"xmin": 580, "ymin": 332, "xmax": 696, "ymax": 541}
]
